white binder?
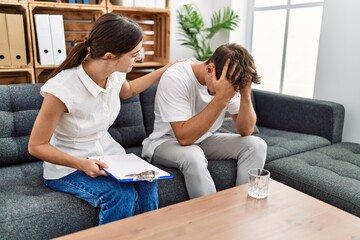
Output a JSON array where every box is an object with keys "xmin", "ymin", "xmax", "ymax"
[
  {"xmin": 34, "ymin": 14, "xmax": 54, "ymax": 65},
  {"xmin": 0, "ymin": 13, "xmax": 11, "ymax": 66},
  {"xmin": 49, "ymin": 15, "xmax": 67, "ymax": 65}
]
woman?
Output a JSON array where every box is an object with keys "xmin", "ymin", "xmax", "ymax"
[{"xmin": 28, "ymin": 13, "xmax": 173, "ymax": 224}]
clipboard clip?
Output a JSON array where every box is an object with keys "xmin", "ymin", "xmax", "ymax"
[{"xmin": 125, "ymin": 170, "xmax": 159, "ymax": 182}]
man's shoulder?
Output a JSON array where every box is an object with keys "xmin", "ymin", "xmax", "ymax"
[
  {"xmin": 160, "ymin": 63, "xmax": 191, "ymax": 86},
  {"xmin": 165, "ymin": 61, "xmax": 191, "ymax": 75}
]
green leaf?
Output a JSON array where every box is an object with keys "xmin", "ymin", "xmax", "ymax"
[
  {"xmin": 176, "ymin": 4, "xmax": 240, "ymax": 60},
  {"xmin": 207, "ymin": 7, "xmax": 240, "ymax": 39}
]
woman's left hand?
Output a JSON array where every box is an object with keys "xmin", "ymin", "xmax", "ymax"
[{"xmin": 163, "ymin": 58, "xmax": 195, "ymax": 70}]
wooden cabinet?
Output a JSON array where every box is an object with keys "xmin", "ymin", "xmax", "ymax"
[
  {"xmin": 0, "ymin": 0, "xmax": 170, "ymax": 84},
  {"xmin": 0, "ymin": 1, "xmax": 35, "ymax": 83}
]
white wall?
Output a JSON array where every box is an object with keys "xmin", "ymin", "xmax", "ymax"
[
  {"xmin": 229, "ymin": 0, "xmax": 250, "ymax": 48},
  {"xmin": 314, "ymin": 0, "xmax": 360, "ymax": 143}
]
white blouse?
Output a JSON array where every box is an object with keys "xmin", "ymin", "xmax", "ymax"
[{"xmin": 40, "ymin": 64, "xmax": 127, "ymax": 179}]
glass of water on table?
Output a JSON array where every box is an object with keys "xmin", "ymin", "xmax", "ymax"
[{"xmin": 248, "ymin": 168, "xmax": 271, "ymax": 199}]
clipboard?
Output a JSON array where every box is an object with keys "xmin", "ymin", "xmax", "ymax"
[{"xmin": 89, "ymin": 153, "xmax": 173, "ymax": 182}]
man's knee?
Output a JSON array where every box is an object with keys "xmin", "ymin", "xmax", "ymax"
[
  {"xmin": 178, "ymin": 146, "xmax": 207, "ymax": 170},
  {"xmin": 251, "ymin": 136, "xmax": 267, "ymax": 154},
  {"xmin": 238, "ymin": 136, "xmax": 267, "ymax": 162},
  {"xmin": 248, "ymin": 136, "xmax": 267, "ymax": 165}
]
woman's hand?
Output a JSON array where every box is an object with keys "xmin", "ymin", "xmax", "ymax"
[
  {"xmin": 163, "ymin": 57, "xmax": 194, "ymax": 71},
  {"xmin": 79, "ymin": 158, "xmax": 109, "ymax": 178}
]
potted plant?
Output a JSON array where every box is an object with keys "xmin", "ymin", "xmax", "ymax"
[{"xmin": 176, "ymin": 4, "xmax": 240, "ymax": 61}]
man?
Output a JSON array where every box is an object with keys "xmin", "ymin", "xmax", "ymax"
[{"xmin": 142, "ymin": 43, "xmax": 267, "ymax": 199}]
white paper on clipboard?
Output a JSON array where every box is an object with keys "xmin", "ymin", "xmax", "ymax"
[{"xmin": 89, "ymin": 153, "xmax": 172, "ymax": 182}]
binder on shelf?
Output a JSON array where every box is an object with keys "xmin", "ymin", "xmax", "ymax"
[
  {"xmin": 89, "ymin": 153, "xmax": 173, "ymax": 182},
  {"xmin": 34, "ymin": 14, "xmax": 54, "ymax": 65},
  {"xmin": 49, "ymin": 15, "xmax": 67, "ymax": 65},
  {"xmin": 6, "ymin": 14, "xmax": 27, "ymax": 66},
  {"xmin": 0, "ymin": 13, "xmax": 11, "ymax": 66}
]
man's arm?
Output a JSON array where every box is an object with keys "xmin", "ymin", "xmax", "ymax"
[
  {"xmin": 231, "ymin": 80, "xmax": 257, "ymax": 136},
  {"xmin": 171, "ymin": 95, "xmax": 229, "ymax": 146},
  {"xmin": 171, "ymin": 60, "xmax": 236, "ymax": 146}
]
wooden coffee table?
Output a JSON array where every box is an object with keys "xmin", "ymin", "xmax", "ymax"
[{"xmin": 56, "ymin": 180, "xmax": 360, "ymax": 239}]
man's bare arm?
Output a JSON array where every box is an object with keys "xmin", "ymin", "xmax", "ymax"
[{"xmin": 170, "ymin": 59, "xmax": 236, "ymax": 146}]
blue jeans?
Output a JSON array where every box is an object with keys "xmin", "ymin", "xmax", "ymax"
[{"xmin": 44, "ymin": 170, "xmax": 158, "ymax": 225}]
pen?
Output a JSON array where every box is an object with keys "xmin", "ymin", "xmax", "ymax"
[
  {"xmin": 86, "ymin": 157, "xmax": 103, "ymax": 170},
  {"xmin": 98, "ymin": 158, "xmax": 103, "ymax": 170}
]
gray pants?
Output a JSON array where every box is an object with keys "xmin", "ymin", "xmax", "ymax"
[{"xmin": 153, "ymin": 133, "xmax": 267, "ymax": 199}]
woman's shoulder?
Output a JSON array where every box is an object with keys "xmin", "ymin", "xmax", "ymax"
[
  {"xmin": 41, "ymin": 68, "xmax": 79, "ymax": 95},
  {"xmin": 46, "ymin": 68, "xmax": 77, "ymax": 84}
]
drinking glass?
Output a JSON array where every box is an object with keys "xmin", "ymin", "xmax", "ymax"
[{"xmin": 248, "ymin": 168, "xmax": 270, "ymax": 199}]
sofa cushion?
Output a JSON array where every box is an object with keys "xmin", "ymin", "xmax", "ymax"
[
  {"xmin": 0, "ymin": 84, "xmax": 43, "ymax": 166},
  {"xmin": 140, "ymin": 84, "xmax": 157, "ymax": 136},
  {"xmin": 0, "ymin": 161, "xmax": 98, "ymax": 239},
  {"xmin": 257, "ymin": 127, "xmax": 331, "ymax": 162},
  {"xmin": 109, "ymin": 94, "xmax": 146, "ymax": 148},
  {"xmin": 253, "ymin": 89, "xmax": 345, "ymax": 144},
  {"xmin": 265, "ymin": 142, "xmax": 360, "ymax": 217}
]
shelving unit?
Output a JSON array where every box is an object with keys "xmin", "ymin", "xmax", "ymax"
[
  {"xmin": 29, "ymin": 2, "xmax": 106, "ymax": 82},
  {"xmin": 0, "ymin": 0, "xmax": 170, "ymax": 84},
  {"xmin": 108, "ymin": 4, "xmax": 170, "ymax": 79},
  {"xmin": 0, "ymin": 1, "xmax": 35, "ymax": 83}
]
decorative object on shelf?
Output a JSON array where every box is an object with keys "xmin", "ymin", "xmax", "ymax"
[{"xmin": 176, "ymin": 4, "xmax": 240, "ymax": 61}]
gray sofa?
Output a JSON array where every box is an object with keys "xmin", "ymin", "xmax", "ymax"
[{"xmin": 1, "ymin": 83, "xmax": 359, "ymax": 239}]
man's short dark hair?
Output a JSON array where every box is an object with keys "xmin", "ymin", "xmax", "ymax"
[{"xmin": 205, "ymin": 43, "xmax": 261, "ymax": 91}]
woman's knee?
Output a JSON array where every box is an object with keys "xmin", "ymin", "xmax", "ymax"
[
  {"xmin": 102, "ymin": 183, "xmax": 137, "ymax": 208},
  {"xmin": 134, "ymin": 181, "xmax": 158, "ymax": 196}
]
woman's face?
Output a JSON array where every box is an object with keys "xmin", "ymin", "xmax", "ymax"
[{"xmin": 114, "ymin": 40, "xmax": 143, "ymax": 72}]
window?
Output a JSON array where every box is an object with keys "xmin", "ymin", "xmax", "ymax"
[{"xmin": 250, "ymin": 0, "xmax": 324, "ymax": 98}]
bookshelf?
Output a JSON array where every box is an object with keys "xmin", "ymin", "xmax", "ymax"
[
  {"xmin": 0, "ymin": 1, "xmax": 35, "ymax": 83},
  {"xmin": 0, "ymin": 0, "xmax": 170, "ymax": 84}
]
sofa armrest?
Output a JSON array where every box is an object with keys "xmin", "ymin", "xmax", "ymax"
[{"xmin": 253, "ymin": 89, "xmax": 345, "ymax": 144}]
